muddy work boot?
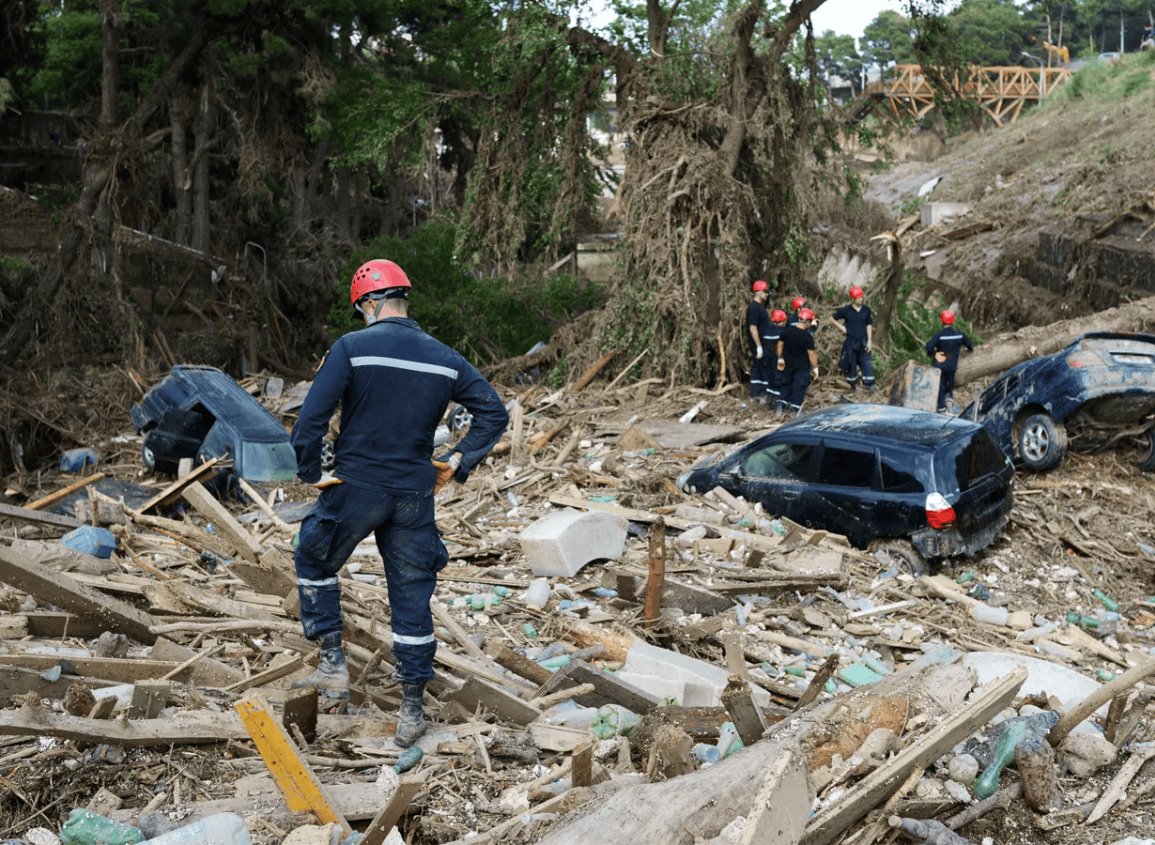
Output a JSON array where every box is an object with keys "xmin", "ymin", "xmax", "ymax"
[
  {"xmin": 395, "ymin": 682, "xmax": 427, "ymax": 748},
  {"xmin": 291, "ymin": 635, "xmax": 349, "ymax": 701}
]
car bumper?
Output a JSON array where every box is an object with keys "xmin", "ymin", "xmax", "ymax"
[{"xmin": 911, "ymin": 490, "xmax": 1013, "ymax": 559}]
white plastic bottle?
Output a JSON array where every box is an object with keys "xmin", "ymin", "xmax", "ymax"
[
  {"xmin": 138, "ymin": 813, "xmax": 251, "ymax": 845},
  {"xmin": 524, "ymin": 578, "xmax": 551, "ymax": 610}
]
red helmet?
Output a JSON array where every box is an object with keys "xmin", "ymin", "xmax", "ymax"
[
  {"xmin": 791, "ymin": 296, "xmax": 808, "ymax": 311},
  {"xmin": 770, "ymin": 308, "xmax": 787, "ymax": 322},
  {"xmin": 350, "ymin": 259, "xmax": 411, "ymax": 305},
  {"xmin": 849, "ymin": 285, "xmax": 865, "ymax": 300},
  {"xmin": 940, "ymin": 309, "xmax": 955, "ymax": 326},
  {"xmin": 752, "ymin": 279, "xmax": 768, "ymax": 293},
  {"xmin": 797, "ymin": 308, "xmax": 815, "ymax": 322}
]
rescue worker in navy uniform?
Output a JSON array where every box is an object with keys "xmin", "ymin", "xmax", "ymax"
[
  {"xmin": 926, "ymin": 309, "xmax": 974, "ymax": 413},
  {"xmin": 290, "ymin": 259, "xmax": 509, "ymax": 746},
  {"xmin": 764, "ymin": 308, "xmax": 789, "ymax": 406},
  {"xmin": 830, "ymin": 285, "xmax": 875, "ymax": 397},
  {"xmin": 788, "ymin": 295, "xmax": 819, "ymax": 336},
  {"xmin": 775, "ymin": 308, "xmax": 820, "ymax": 418},
  {"xmin": 746, "ymin": 280, "xmax": 773, "ymax": 404}
]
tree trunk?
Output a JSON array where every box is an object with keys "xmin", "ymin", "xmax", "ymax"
[
  {"xmin": 192, "ymin": 81, "xmax": 213, "ymax": 254},
  {"xmin": 955, "ymin": 294, "xmax": 1155, "ymax": 386},
  {"xmin": 335, "ymin": 167, "xmax": 351, "ymax": 241},
  {"xmin": 170, "ymin": 95, "xmax": 192, "ymax": 245},
  {"xmin": 874, "ymin": 234, "xmax": 902, "ymax": 351}
]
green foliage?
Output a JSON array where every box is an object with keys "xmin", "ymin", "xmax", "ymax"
[
  {"xmin": 327, "ymin": 221, "xmax": 604, "ymax": 364},
  {"xmin": 814, "ymin": 29, "xmax": 864, "ymax": 91},
  {"xmin": 884, "ymin": 271, "xmax": 982, "ymax": 367},
  {"xmin": 861, "ymin": 10, "xmax": 916, "ymax": 72},
  {"xmin": 1047, "ymin": 49, "xmax": 1155, "ymax": 104},
  {"xmin": 27, "ymin": 8, "xmax": 102, "ymax": 107}
]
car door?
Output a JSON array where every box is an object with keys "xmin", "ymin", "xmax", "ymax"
[
  {"xmin": 733, "ymin": 436, "xmax": 819, "ymax": 525},
  {"xmin": 807, "ymin": 441, "xmax": 879, "ymax": 547}
]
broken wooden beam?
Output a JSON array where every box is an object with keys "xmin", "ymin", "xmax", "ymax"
[{"xmin": 0, "ymin": 539, "xmax": 159, "ymax": 644}]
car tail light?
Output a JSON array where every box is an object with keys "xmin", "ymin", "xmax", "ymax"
[{"xmin": 926, "ymin": 492, "xmax": 956, "ymax": 529}]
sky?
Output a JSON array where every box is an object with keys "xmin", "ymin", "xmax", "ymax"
[{"xmin": 808, "ymin": 0, "xmax": 909, "ymax": 39}]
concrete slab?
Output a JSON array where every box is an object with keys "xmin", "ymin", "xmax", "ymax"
[
  {"xmin": 920, "ymin": 201, "xmax": 971, "ymax": 227},
  {"xmin": 521, "ymin": 508, "xmax": 628, "ymax": 577}
]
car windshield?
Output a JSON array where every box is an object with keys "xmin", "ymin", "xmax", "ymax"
[
  {"xmin": 936, "ymin": 430, "xmax": 1006, "ymax": 493},
  {"xmin": 241, "ymin": 441, "xmax": 298, "ymax": 482},
  {"xmin": 740, "ymin": 442, "xmax": 812, "ymax": 480}
]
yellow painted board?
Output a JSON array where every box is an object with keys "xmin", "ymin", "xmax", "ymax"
[{"xmin": 234, "ymin": 693, "xmax": 351, "ymax": 833}]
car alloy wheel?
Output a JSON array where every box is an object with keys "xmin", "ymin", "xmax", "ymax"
[
  {"xmin": 1140, "ymin": 428, "xmax": 1155, "ymax": 473},
  {"xmin": 1018, "ymin": 413, "xmax": 1068, "ymax": 472},
  {"xmin": 868, "ymin": 539, "xmax": 927, "ymax": 576}
]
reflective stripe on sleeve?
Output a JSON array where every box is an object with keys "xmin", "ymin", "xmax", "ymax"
[{"xmin": 350, "ymin": 356, "xmax": 459, "ymax": 379}]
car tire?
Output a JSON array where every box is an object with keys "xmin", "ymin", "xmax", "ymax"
[
  {"xmin": 141, "ymin": 440, "xmax": 157, "ymax": 472},
  {"xmin": 1017, "ymin": 413, "xmax": 1068, "ymax": 472},
  {"xmin": 869, "ymin": 539, "xmax": 927, "ymax": 576},
  {"xmin": 1139, "ymin": 428, "xmax": 1155, "ymax": 473}
]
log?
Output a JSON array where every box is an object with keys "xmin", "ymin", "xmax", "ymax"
[
  {"xmin": 955, "ymin": 294, "xmax": 1155, "ymax": 386},
  {"xmin": 571, "ymin": 350, "xmax": 616, "ymax": 393}
]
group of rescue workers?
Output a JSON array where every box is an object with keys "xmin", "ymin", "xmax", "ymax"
[{"xmin": 747, "ymin": 280, "xmax": 973, "ymax": 416}]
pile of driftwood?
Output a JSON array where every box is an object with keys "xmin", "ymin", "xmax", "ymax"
[{"xmin": 0, "ymin": 372, "xmax": 1153, "ymax": 845}]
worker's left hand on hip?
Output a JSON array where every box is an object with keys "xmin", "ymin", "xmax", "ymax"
[{"xmin": 432, "ymin": 460, "xmax": 454, "ymax": 494}]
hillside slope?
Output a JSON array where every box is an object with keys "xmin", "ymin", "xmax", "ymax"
[{"xmin": 864, "ymin": 52, "xmax": 1155, "ymax": 334}]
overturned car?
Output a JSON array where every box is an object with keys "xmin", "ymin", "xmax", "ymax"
[
  {"xmin": 962, "ymin": 332, "xmax": 1155, "ymax": 472},
  {"xmin": 677, "ymin": 405, "xmax": 1014, "ymax": 571}
]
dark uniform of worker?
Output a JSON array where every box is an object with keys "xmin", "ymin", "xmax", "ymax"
[
  {"xmin": 788, "ymin": 295, "xmax": 819, "ymax": 337},
  {"xmin": 831, "ymin": 286, "xmax": 875, "ymax": 396},
  {"xmin": 746, "ymin": 280, "xmax": 773, "ymax": 404},
  {"xmin": 763, "ymin": 308, "xmax": 788, "ymax": 405},
  {"xmin": 290, "ymin": 258, "xmax": 509, "ymax": 746},
  {"xmin": 775, "ymin": 308, "xmax": 820, "ymax": 418},
  {"xmin": 926, "ymin": 309, "xmax": 974, "ymax": 413}
]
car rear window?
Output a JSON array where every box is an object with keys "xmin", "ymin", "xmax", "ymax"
[
  {"xmin": 938, "ymin": 430, "xmax": 1007, "ymax": 492},
  {"xmin": 880, "ymin": 456, "xmax": 924, "ymax": 493}
]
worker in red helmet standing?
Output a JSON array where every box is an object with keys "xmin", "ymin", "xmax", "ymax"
[
  {"xmin": 765, "ymin": 308, "xmax": 789, "ymax": 405},
  {"xmin": 926, "ymin": 309, "xmax": 974, "ymax": 413},
  {"xmin": 830, "ymin": 285, "xmax": 875, "ymax": 398},
  {"xmin": 775, "ymin": 308, "xmax": 820, "ymax": 418},
  {"xmin": 289, "ymin": 258, "xmax": 509, "ymax": 745},
  {"xmin": 746, "ymin": 280, "xmax": 773, "ymax": 405}
]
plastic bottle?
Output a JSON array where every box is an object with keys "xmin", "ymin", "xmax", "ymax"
[
  {"xmin": 524, "ymin": 579, "xmax": 550, "ymax": 610},
  {"xmin": 393, "ymin": 746, "xmax": 423, "ymax": 774},
  {"xmin": 137, "ymin": 814, "xmax": 250, "ymax": 845},
  {"xmin": 60, "ymin": 809, "xmax": 144, "ymax": 845},
  {"xmin": 890, "ymin": 816, "xmax": 973, "ymax": 845},
  {"xmin": 969, "ymin": 604, "xmax": 1009, "ymax": 626},
  {"xmin": 974, "ymin": 718, "xmax": 1028, "ymax": 798},
  {"xmin": 1091, "ymin": 589, "xmax": 1119, "ymax": 612}
]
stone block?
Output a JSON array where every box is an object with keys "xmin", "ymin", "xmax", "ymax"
[
  {"xmin": 920, "ymin": 201, "xmax": 971, "ymax": 227},
  {"xmin": 520, "ymin": 508, "xmax": 628, "ymax": 577}
]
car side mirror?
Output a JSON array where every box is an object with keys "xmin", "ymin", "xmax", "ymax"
[{"xmin": 719, "ymin": 466, "xmax": 740, "ymax": 485}]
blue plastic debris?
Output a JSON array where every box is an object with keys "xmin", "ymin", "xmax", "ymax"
[
  {"xmin": 59, "ymin": 448, "xmax": 100, "ymax": 474},
  {"xmin": 61, "ymin": 525, "xmax": 117, "ymax": 559}
]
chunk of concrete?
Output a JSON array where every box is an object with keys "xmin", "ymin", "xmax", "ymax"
[
  {"xmin": 620, "ymin": 640, "xmax": 775, "ymax": 708},
  {"xmin": 521, "ymin": 508, "xmax": 628, "ymax": 577},
  {"xmin": 920, "ymin": 201, "xmax": 971, "ymax": 227}
]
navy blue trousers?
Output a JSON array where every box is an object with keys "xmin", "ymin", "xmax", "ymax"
[
  {"xmin": 750, "ymin": 353, "xmax": 773, "ymax": 398},
  {"xmin": 781, "ymin": 367, "xmax": 812, "ymax": 411},
  {"xmin": 294, "ymin": 482, "xmax": 448, "ymax": 684}
]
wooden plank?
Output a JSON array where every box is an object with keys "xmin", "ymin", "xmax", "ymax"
[
  {"xmin": 721, "ymin": 677, "xmax": 767, "ymax": 746},
  {"xmin": 0, "ymin": 502, "xmax": 82, "ymax": 530},
  {"xmin": 16, "ymin": 612, "xmax": 93, "ymax": 643},
  {"xmin": 361, "ymin": 774, "xmax": 427, "ymax": 845},
  {"xmin": 486, "ymin": 643, "xmax": 553, "ymax": 686},
  {"xmin": 638, "ymin": 419, "xmax": 746, "ymax": 448},
  {"xmin": 800, "ymin": 666, "xmax": 1027, "ymax": 845},
  {"xmin": 136, "ymin": 457, "xmax": 223, "ymax": 514},
  {"xmin": 128, "ymin": 680, "xmax": 170, "ymax": 719},
  {"xmin": 535, "ymin": 660, "xmax": 660, "ymax": 714},
  {"xmin": 736, "ymin": 749, "xmax": 808, "ymax": 845},
  {"xmin": 109, "ymin": 781, "xmax": 394, "ymax": 824},
  {"xmin": 182, "ymin": 482, "xmax": 264, "ymax": 560},
  {"xmin": 443, "ymin": 676, "xmax": 542, "ymax": 726},
  {"xmin": 0, "ymin": 539, "xmax": 158, "ymax": 645},
  {"xmin": 0, "ymin": 655, "xmax": 185, "ymax": 684},
  {"xmin": 26, "ymin": 472, "xmax": 106, "ymax": 511},
  {"xmin": 234, "ymin": 693, "xmax": 352, "ymax": 834},
  {"xmin": 148, "ymin": 637, "xmax": 246, "ymax": 687},
  {"xmin": 0, "ymin": 666, "xmax": 117, "ymax": 708}
]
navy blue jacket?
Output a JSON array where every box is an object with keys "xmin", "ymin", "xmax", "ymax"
[
  {"xmin": 833, "ymin": 304, "xmax": 873, "ymax": 346},
  {"xmin": 926, "ymin": 327, "xmax": 975, "ymax": 371},
  {"xmin": 291, "ymin": 317, "xmax": 509, "ymax": 492}
]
